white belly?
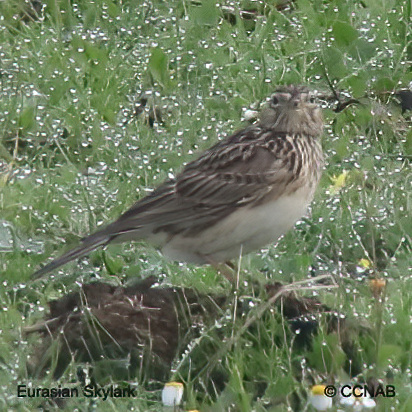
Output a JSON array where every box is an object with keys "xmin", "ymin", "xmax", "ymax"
[{"xmin": 161, "ymin": 185, "xmax": 313, "ymax": 263}]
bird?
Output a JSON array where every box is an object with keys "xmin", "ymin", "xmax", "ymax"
[{"xmin": 32, "ymin": 85, "xmax": 324, "ymax": 279}]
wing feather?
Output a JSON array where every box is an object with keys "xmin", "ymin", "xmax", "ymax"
[
  {"xmin": 33, "ymin": 125, "xmax": 299, "ymax": 277},
  {"xmin": 106, "ymin": 129, "xmax": 297, "ymax": 237}
]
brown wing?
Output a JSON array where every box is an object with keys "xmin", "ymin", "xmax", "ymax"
[
  {"xmin": 32, "ymin": 125, "xmax": 297, "ymax": 278},
  {"xmin": 109, "ymin": 126, "xmax": 298, "ymax": 237}
]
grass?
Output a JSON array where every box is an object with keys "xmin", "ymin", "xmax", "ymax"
[{"xmin": 0, "ymin": 0, "xmax": 411, "ymax": 410}]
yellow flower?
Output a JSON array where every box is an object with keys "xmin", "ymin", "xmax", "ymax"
[
  {"xmin": 329, "ymin": 170, "xmax": 348, "ymax": 193},
  {"xmin": 358, "ymin": 258, "xmax": 371, "ymax": 269}
]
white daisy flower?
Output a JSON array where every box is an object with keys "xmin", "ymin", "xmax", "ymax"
[
  {"xmin": 339, "ymin": 387, "xmax": 376, "ymax": 410},
  {"xmin": 162, "ymin": 381, "xmax": 184, "ymax": 407},
  {"xmin": 309, "ymin": 385, "xmax": 333, "ymax": 411}
]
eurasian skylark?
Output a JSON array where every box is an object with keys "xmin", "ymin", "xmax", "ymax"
[{"xmin": 33, "ymin": 86, "xmax": 323, "ymax": 279}]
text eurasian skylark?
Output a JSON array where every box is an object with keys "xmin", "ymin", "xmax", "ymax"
[{"xmin": 33, "ymin": 85, "xmax": 323, "ymax": 278}]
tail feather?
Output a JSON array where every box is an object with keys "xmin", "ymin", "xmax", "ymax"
[{"xmin": 31, "ymin": 232, "xmax": 111, "ymax": 279}]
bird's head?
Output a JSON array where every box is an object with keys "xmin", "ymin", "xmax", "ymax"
[{"xmin": 260, "ymin": 86, "xmax": 323, "ymax": 136}]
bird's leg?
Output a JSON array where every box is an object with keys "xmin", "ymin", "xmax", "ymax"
[
  {"xmin": 213, "ymin": 262, "xmax": 236, "ymax": 283},
  {"xmin": 225, "ymin": 261, "xmax": 236, "ymax": 270},
  {"xmin": 199, "ymin": 254, "xmax": 235, "ymax": 283}
]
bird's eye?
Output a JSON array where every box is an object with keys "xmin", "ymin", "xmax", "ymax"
[
  {"xmin": 309, "ymin": 97, "xmax": 316, "ymax": 103},
  {"xmin": 271, "ymin": 96, "xmax": 279, "ymax": 105}
]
